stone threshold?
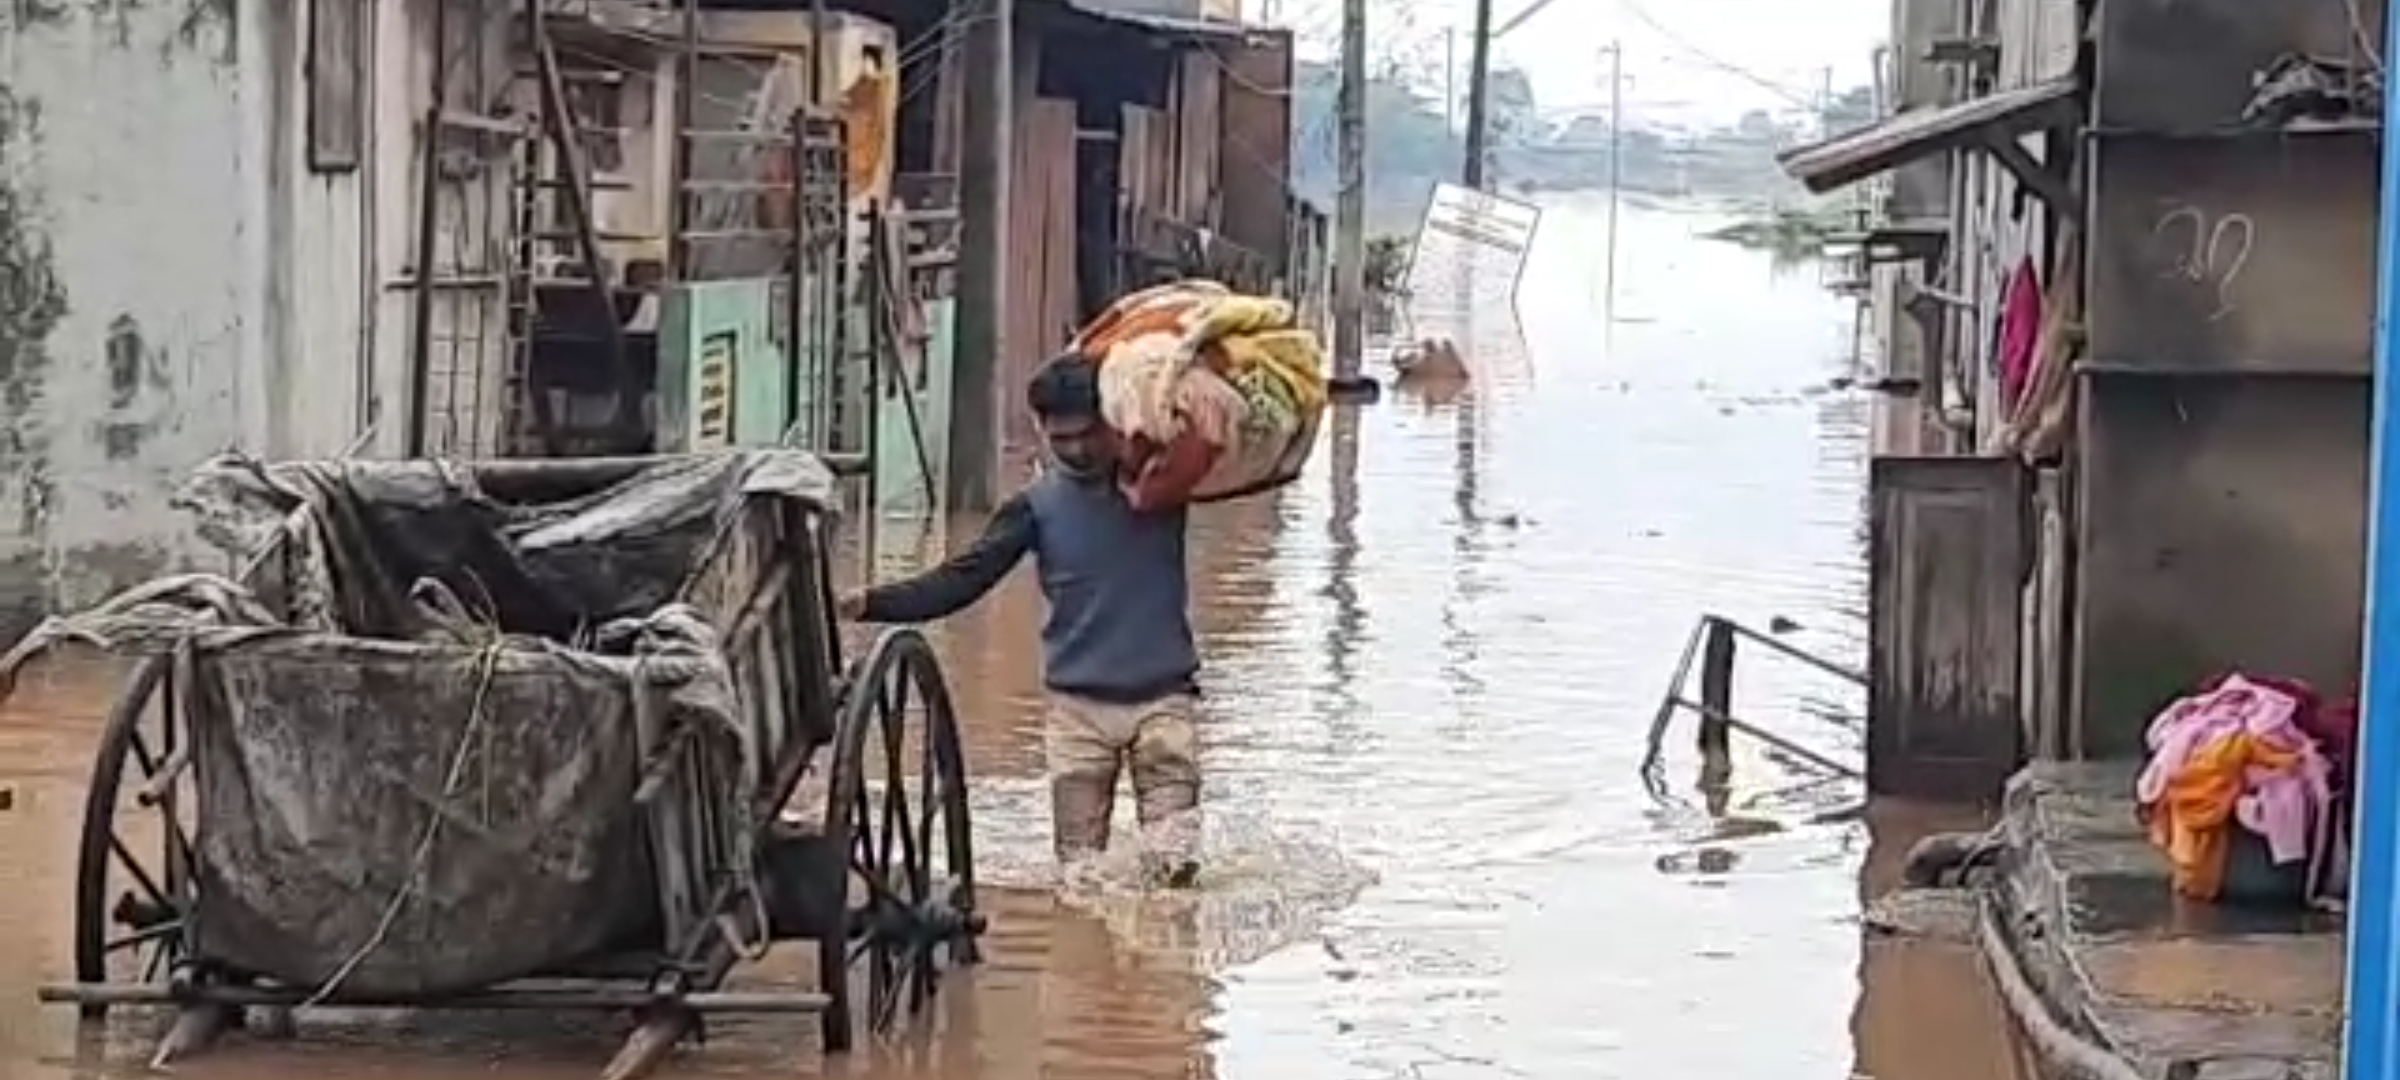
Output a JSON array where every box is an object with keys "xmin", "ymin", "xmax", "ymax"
[{"xmin": 1982, "ymin": 761, "xmax": 2343, "ymax": 1080}]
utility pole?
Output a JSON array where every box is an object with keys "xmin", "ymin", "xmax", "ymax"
[
  {"xmin": 1444, "ymin": 28, "xmax": 1458, "ymax": 130},
  {"xmin": 1460, "ymin": 0, "xmax": 1496, "ymax": 189},
  {"xmin": 949, "ymin": 0, "xmax": 1012, "ymax": 511},
  {"xmin": 1818, "ymin": 64, "xmax": 1836, "ymax": 137},
  {"xmin": 1603, "ymin": 40, "xmax": 1622, "ymax": 317},
  {"xmin": 1332, "ymin": 0, "xmax": 1367, "ymax": 381}
]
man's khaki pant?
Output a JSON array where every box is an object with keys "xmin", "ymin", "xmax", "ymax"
[{"xmin": 1043, "ymin": 690, "xmax": 1200, "ymax": 866}]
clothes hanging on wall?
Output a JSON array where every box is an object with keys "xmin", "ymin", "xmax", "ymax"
[
  {"xmin": 1997, "ymin": 257, "xmax": 2043, "ymax": 409},
  {"xmin": 1994, "ymin": 227, "xmax": 2083, "ymax": 463}
]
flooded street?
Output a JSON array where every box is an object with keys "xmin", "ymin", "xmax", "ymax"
[{"xmin": 0, "ymin": 196, "xmax": 2025, "ymax": 1079}]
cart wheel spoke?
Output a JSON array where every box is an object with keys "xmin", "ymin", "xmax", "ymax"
[
  {"xmin": 823, "ymin": 628, "xmax": 980, "ymax": 1048},
  {"xmin": 108, "ymin": 837, "xmax": 172, "ymax": 908},
  {"xmin": 103, "ymin": 919, "xmax": 182, "ymax": 955},
  {"xmin": 77, "ymin": 657, "xmax": 199, "ymax": 1021}
]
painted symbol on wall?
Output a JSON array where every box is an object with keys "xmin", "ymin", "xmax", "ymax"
[{"xmin": 2150, "ymin": 202, "xmax": 2254, "ymax": 323}]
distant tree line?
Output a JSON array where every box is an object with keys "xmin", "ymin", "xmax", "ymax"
[{"xmin": 1288, "ymin": 59, "xmax": 1879, "ymax": 235}]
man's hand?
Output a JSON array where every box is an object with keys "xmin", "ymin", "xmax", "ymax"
[{"xmin": 835, "ymin": 589, "xmax": 868, "ymax": 621}]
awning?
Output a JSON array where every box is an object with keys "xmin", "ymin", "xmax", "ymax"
[
  {"xmin": 1054, "ymin": 0, "xmax": 1262, "ymax": 41},
  {"xmin": 1777, "ymin": 78, "xmax": 2080, "ymax": 195},
  {"xmin": 1824, "ymin": 221, "xmax": 1950, "ymax": 265}
]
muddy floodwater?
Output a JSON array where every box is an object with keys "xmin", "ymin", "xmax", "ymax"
[{"xmin": 0, "ymin": 197, "xmax": 2027, "ymax": 1080}]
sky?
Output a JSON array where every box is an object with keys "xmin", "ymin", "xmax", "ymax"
[{"xmin": 1272, "ymin": 0, "xmax": 1887, "ymax": 128}]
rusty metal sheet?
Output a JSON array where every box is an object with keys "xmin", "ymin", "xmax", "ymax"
[
  {"xmin": 2092, "ymin": 0, "xmax": 2385, "ymax": 131},
  {"xmin": 1868, "ymin": 456, "xmax": 2026, "ymax": 801},
  {"xmin": 2070, "ymin": 376, "xmax": 2367, "ymax": 758},
  {"xmin": 2085, "ymin": 133, "xmax": 2376, "ymax": 375},
  {"xmin": 1058, "ymin": 0, "xmax": 1256, "ymax": 38},
  {"xmin": 1001, "ymin": 96, "xmax": 1082, "ymax": 472},
  {"xmin": 1218, "ymin": 30, "xmax": 1292, "ymax": 273}
]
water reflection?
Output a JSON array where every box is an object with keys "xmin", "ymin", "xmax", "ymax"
[{"xmin": 0, "ymin": 197, "xmax": 2020, "ymax": 1080}]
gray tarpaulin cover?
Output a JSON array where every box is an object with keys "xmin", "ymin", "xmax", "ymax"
[{"xmin": 1, "ymin": 451, "xmax": 834, "ymax": 998}]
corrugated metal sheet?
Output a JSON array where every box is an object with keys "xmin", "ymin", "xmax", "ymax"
[
  {"xmin": 1217, "ymin": 30, "xmax": 1291, "ymax": 271},
  {"xmin": 1002, "ymin": 95, "xmax": 1081, "ymax": 473},
  {"xmin": 1172, "ymin": 50, "xmax": 1220, "ymax": 223}
]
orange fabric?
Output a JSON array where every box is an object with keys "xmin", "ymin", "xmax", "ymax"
[{"xmin": 2144, "ymin": 731, "xmax": 2299, "ymax": 900}]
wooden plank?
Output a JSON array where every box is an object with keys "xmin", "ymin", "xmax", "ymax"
[
  {"xmin": 1868, "ymin": 456, "xmax": 2029, "ymax": 800},
  {"xmin": 1042, "ymin": 99, "xmax": 1080, "ymax": 349},
  {"xmin": 1176, "ymin": 52, "xmax": 1220, "ymax": 225},
  {"xmin": 1776, "ymin": 77, "xmax": 2078, "ymax": 195}
]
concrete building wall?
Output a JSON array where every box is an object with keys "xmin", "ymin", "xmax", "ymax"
[
  {"xmin": 1884, "ymin": 0, "xmax": 1960, "ymax": 223},
  {"xmin": 2060, "ymin": 0, "xmax": 2381, "ymax": 754},
  {"xmin": 0, "ymin": 0, "xmax": 275, "ymax": 633},
  {"xmin": 0, "ymin": 0, "xmax": 503, "ymax": 638}
]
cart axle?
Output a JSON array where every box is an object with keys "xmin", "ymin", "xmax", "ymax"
[{"xmin": 40, "ymin": 982, "xmax": 831, "ymax": 1014}]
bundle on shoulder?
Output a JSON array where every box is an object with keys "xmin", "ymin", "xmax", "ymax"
[{"xmin": 1065, "ymin": 279, "xmax": 1329, "ymax": 512}]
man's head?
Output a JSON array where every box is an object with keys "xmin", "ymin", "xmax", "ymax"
[{"xmin": 1027, "ymin": 355, "xmax": 1113, "ymax": 478}]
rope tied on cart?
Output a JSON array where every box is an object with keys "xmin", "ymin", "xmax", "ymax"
[{"xmin": 301, "ymin": 626, "xmax": 508, "ymax": 1008}]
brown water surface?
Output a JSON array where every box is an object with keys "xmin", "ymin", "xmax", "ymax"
[{"xmin": 0, "ymin": 198, "xmax": 2025, "ymax": 1080}]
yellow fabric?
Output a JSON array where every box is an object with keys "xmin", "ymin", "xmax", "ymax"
[
  {"xmin": 2145, "ymin": 730, "xmax": 2299, "ymax": 900},
  {"xmin": 840, "ymin": 70, "xmax": 894, "ymax": 199}
]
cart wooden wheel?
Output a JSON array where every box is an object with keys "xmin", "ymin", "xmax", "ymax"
[
  {"xmin": 819, "ymin": 628, "xmax": 978, "ymax": 1052},
  {"xmin": 74, "ymin": 656, "xmax": 198, "ymax": 1020}
]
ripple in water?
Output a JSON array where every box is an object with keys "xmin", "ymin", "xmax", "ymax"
[{"xmin": 968, "ymin": 779, "xmax": 1378, "ymax": 972}]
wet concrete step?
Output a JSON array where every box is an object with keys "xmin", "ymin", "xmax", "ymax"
[{"xmin": 1993, "ymin": 762, "xmax": 2340, "ymax": 1080}]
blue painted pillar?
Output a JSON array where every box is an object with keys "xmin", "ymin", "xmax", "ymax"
[{"xmin": 2347, "ymin": 13, "xmax": 2400, "ymax": 1076}]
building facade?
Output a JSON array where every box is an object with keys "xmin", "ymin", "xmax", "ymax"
[
  {"xmin": 0, "ymin": 0, "xmax": 1308, "ymax": 638},
  {"xmin": 0, "ymin": 0, "xmax": 471, "ymax": 633},
  {"xmin": 1784, "ymin": 0, "xmax": 2382, "ymax": 790}
]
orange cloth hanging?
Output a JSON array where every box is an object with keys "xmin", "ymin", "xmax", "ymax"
[{"xmin": 2144, "ymin": 730, "xmax": 2299, "ymax": 900}]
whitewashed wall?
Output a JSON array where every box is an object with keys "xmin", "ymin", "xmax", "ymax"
[
  {"xmin": 0, "ymin": 0, "xmax": 509, "ymax": 638},
  {"xmin": 0, "ymin": 0, "xmax": 275, "ymax": 633}
]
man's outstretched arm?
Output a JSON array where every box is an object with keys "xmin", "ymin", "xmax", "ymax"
[{"xmin": 852, "ymin": 493, "xmax": 1036, "ymax": 622}]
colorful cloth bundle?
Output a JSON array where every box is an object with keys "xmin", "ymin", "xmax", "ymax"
[{"xmin": 1065, "ymin": 280, "xmax": 1329, "ymax": 512}]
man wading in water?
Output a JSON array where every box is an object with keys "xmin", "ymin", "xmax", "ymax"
[{"xmin": 837, "ymin": 356, "xmax": 1203, "ymax": 887}]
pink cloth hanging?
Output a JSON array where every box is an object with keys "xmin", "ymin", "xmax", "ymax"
[{"xmin": 1998, "ymin": 258, "xmax": 2042, "ymax": 409}]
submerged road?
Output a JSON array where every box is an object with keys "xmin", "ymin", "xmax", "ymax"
[{"xmin": 0, "ymin": 196, "xmax": 2027, "ymax": 1079}]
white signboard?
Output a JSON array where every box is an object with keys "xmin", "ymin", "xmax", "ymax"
[{"xmin": 1402, "ymin": 182, "xmax": 1541, "ymax": 382}]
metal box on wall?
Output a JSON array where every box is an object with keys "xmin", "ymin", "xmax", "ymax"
[
  {"xmin": 2084, "ymin": 133, "xmax": 2377, "ymax": 377},
  {"xmin": 2091, "ymin": 0, "xmax": 2384, "ymax": 132}
]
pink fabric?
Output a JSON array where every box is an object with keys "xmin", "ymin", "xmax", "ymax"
[
  {"xmin": 1997, "ymin": 259, "xmax": 2042, "ymax": 409},
  {"xmin": 2135, "ymin": 673, "xmax": 2333, "ymax": 865}
]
